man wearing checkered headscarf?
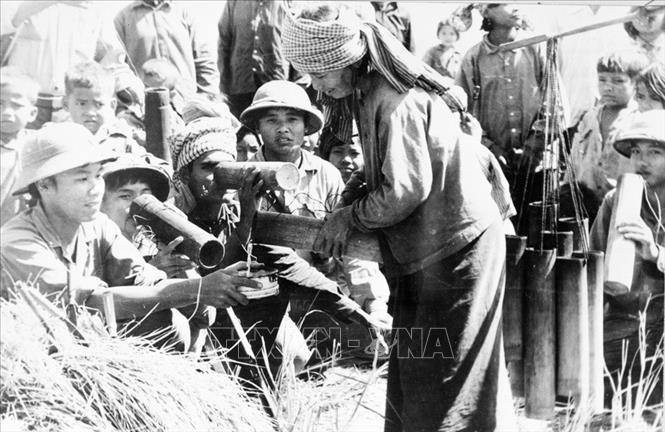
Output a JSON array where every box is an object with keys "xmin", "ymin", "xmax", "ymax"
[
  {"xmin": 283, "ymin": 3, "xmax": 517, "ymax": 431},
  {"xmin": 283, "ymin": 3, "xmax": 468, "ymax": 146},
  {"xmin": 169, "ymin": 116, "xmax": 238, "ymax": 214}
]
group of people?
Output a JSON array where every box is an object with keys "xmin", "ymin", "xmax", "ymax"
[{"xmin": 1, "ymin": 1, "xmax": 664, "ymax": 431}]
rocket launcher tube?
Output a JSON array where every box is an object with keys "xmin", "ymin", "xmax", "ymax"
[
  {"xmin": 214, "ymin": 162, "xmax": 300, "ymax": 191},
  {"xmin": 130, "ymin": 194, "xmax": 225, "ymax": 269}
]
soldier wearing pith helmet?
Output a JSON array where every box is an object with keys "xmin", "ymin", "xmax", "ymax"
[{"xmin": 1, "ymin": 121, "xmax": 260, "ymax": 323}]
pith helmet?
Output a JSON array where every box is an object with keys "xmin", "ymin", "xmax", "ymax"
[
  {"xmin": 102, "ymin": 153, "xmax": 172, "ymax": 202},
  {"xmin": 240, "ymin": 80, "xmax": 323, "ymax": 136},
  {"xmin": 613, "ymin": 110, "xmax": 665, "ymax": 158},
  {"xmin": 13, "ymin": 122, "xmax": 117, "ymax": 195}
]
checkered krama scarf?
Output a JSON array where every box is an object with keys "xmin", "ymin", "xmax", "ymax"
[
  {"xmin": 283, "ymin": 5, "xmax": 467, "ymax": 145},
  {"xmin": 282, "ymin": 6, "xmax": 367, "ymax": 74},
  {"xmin": 169, "ymin": 116, "xmax": 237, "ymax": 178}
]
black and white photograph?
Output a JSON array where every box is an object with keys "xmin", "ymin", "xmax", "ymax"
[{"xmin": 0, "ymin": 1, "xmax": 663, "ymax": 431}]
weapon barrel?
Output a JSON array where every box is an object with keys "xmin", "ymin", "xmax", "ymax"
[
  {"xmin": 214, "ymin": 162, "xmax": 300, "ymax": 191},
  {"xmin": 144, "ymin": 87, "xmax": 172, "ymax": 163},
  {"xmin": 130, "ymin": 194, "xmax": 225, "ymax": 269}
]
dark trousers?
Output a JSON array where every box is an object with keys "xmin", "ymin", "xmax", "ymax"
[{"xmin": 384, "ymin": 221, "xmax": 515, "ymax": 432}]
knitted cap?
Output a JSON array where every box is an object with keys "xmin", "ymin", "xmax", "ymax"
[{"xmin": 169, "ymin": 116, "xmax": 237, "ymax": 174}]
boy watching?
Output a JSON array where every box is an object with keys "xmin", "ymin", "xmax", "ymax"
[
  {"xmin": 101, "ymin": 153, "xmax": 173, "ymax": 249},
  {"xmin": 64, "ymin": 61, "xmax": 144, "ymax": 154},
  {"xmin": 1, "ymin": 67, "xmax": 38, "ymax": 226},
  {"xmin": 589, "ymin": 109, "xmax": 664, "ymax": 406},
  {"xmin": 422, "ymin": 19, "xmax": 462, "ymax": 79},
  {"xmin": 235, "ymin": 125, "xmax": 260, "ymax": 162},
  {"xmin": 568, "ymin": 50, "xmax": 649, "ymax": 221},
  {"xmin": 100, "ymin": 153, "xmax": 208, "ymax": 351},
  {"xmin": 318, "ymin": 124, "xmax": 392, "ymax": 347}
]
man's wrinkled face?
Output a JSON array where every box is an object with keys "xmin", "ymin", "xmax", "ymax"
[
  {"xmin": 185, "ymin": 150, "xmax": 235, "ymax": 204},
  {"xmin": 65, "ymin": 86, "xmax": 117, "ymax": 135},
  {"xmin": 257, "ymin": 108, "xmax": 306, "ymax": 159},
  {"xmin": 41, "ymin": 163, "xmax": 106, "ymax": 223},
  {"xmin": 309, "ymin": 68, "xmax": 355, "ymax": 99},
  {"xmin": 630, "ymin": 140, "xmax": 665, "ymax": 189},
  {"xmin": 101, "ymin": 180, "xmax": 153, "ymax": 237},
  {"xmin": 0, "ymin": 85, "xmax": 37, "ymax": 137}
]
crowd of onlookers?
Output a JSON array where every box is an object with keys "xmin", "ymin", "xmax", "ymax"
[{"xmin": 0, "ymin": 0, "xmax": 663, "ymax": 412}]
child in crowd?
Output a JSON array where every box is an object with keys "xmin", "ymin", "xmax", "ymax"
[
  {"xmin": 101, "ymin": 154, "xmax": 172, "ymax": 245},
  {"xmin": 99, "ymin": 153, "xmax": 197, "ymax": 351},
  {"xmin": 568, "ymin": 50, "xmax": 648, "ymax": 222},
  {"xmin": 0, "ymin": 67, "xmax": 38, "ymax": 226},
  {"xmin": 589, "ymin": 109, "xmax": 664, "ymax": 406},
  {"xmin": 64, "ymin": 61, "xmax": 144, "ymax": 154},
  {"xmin": 456, "ymin": 3, "xmax": 544, "ymax": 232},
  {"xmin": 635, "ymin": 62, "xmax": 665, "ymax": 112},
  {"xmin": 318, "ymin": 122, "xmax": 392, "ymax": 356},
  {"xmin": 236, "ymin": 125, "xmax": 260, "ymax": 162},
  {"xmin": 422, "ymin": 19, "xmax": 462, "ymax": 79},
  {"xmin": 323, "ymin": 123, "xmax": 364, "ymax": 184}
]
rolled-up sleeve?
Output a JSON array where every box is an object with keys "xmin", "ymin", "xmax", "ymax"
[{"xmin": 351, "ymin": 94, "xmax": 432, "ymax": 231}]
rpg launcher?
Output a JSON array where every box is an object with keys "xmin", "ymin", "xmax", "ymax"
[
  {"xmin": 129, "ymin": 194, "xmax": 225, "ymax": 269},
  {"xmin": 213, "ymin": 161, "xmax": 300, "ymax": 191}
]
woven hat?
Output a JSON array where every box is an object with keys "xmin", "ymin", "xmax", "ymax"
[
  {"xmin": 613, "ymin": 110, "xmax": 665, "ymax": 158},
  {"xmin": 240, "ymin": 80, "xmax": 323, "ymax": 136},
  {"xmin": 102, "ymin": 153, "xmax": 172, "ymax": 201},
  {"xmin": 13, "ymin": 122, "xmax": 117, "ymax": 195}
]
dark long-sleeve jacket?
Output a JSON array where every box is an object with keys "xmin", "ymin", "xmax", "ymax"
[
  {"xmin": 217, "ymin": 0, "xmax": 290, "ymax": 96},
  {"xmin": 347, "ymin": 71, "xmax": 501, "ymax": 275}
]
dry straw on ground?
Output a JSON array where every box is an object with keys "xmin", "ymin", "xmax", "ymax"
[{"xmin": 0, "ymin": 283, "xmax": 274, "ymax": 431}]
